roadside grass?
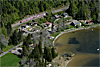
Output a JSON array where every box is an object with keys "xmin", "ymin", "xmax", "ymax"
[
  {"xmin": 51, "ymin": 32, "xmax": 60, "ymax": 38},
  {"xmin": 3, "ymin": 42, "xmax": 23, "ymax": 52},
  {"xmin": 3, "ymin": 45, "xmax": 14, "ymax": 52},
  {"xmin": 0, "ymin": 53, "xmax": 21, "ymax": 66}
]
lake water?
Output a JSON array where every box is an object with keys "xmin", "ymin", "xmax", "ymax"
[{"xmin": 54, "ymin": 26, "xmax": 100, "ymax": 66}]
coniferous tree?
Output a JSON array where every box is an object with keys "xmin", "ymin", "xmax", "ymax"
[
  {"xmin": 68, "ymin": 1, "xmax": 78, "ymax": 19},
  {"xmin": 26, "ymin": 34, "xmax": 31, "ymax": 44},
  {"xmin": 48, "ymin": 51, "xmax": 52, "ymax": 62},
  {"xmin": 51, "ymin": 47, "xmax": 56, "ymax": 58},
  {"xmin": 92, "ymin": 15, "xmax": 96, "ymax": 23},
  {"xmin": 42, "ymin": 57, "xmax": 44, "ymax": 66},
  {"xmin": 6, "ymin": 22, "xmax": 12, "ymax": 36},
  {"xmin": 11, "ymin": 29, "xmax": 18, "ymax": 45},
  {"xmin": 38, "ymin": 40, "xmax": 42, "ymax": 55},
  {"xmin": 33, "ymin": 44, "xmax": 40, "ymax": 61},
  {"xmin": 23, "ymin": 39, "xmax": 29, "ymax": 50},
  {"xmin": 8, "ymin": 37, "xmax": 12, "ymax": 45},
  {"xmin": 17, "ymin": 30, "xmax": 23, "ymax": 42},
  {"xmin": 2, "ymin": 23, "xmax": 7, "ymax": 38},
  {"xmin": 23, "ymin": 45, "xmax": 28, "ymax": 56},
  {"xmin": 45, "ymin": 59, "xmax": 47, "ymax": 67},
  {"xmin": 57, "ymin": 21, "xmax": 60, "ymax": 32}
]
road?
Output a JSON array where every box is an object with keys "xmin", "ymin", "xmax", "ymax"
[
  {"xmin": 52, "ymin": 6, "xmax": 69, "ymax": 13},
  {"xmin": 11, "ymin": 6, "xmax": 69, "ymax": 28},
  {"xmin": 0, "ymin": 42, "xmax": 23, "ymax": 57}
]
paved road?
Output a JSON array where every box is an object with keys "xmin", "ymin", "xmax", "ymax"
[
  {"xmin": 52, "ymin": 6, "xmax": 69, "ymax": 13},
  {"xmin": 11, "ymin": 6, "xmax": 69, "ymax": 28},
  {"xmin": 0, "ymin": 42, "xmax": 23, "ymax": 57}
]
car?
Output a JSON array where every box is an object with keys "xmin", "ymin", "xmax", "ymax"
[{"xmin": 20, "ymin": 21, "xmax": 22, "ymax": 23}]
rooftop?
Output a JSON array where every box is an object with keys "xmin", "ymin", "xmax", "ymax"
[
  {"xmin": 46, "ymin": 22, "xmax": 51, "ymax": 25},
  {"xmin": 87, "ymin": 19, "xmax": 93, "ymax": 23}
]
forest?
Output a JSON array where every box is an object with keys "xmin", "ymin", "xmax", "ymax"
[
  {"xmin": 1, "ymin": 0, "xmax": 69, "ymax": 26},
  {"xmin": 66, "ymin": 0, "xmax": 99, "ymax": 23},
  {"xmin": 0, "ymin": 0, "xmax": 99, "ymax": 66}
]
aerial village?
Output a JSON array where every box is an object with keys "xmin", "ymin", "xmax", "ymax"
[
  {"xmin": 11, "ymin": 12, "xmax": 94, "ymax": 67},
  {"xmin": 1, "ymin": 1, "xmax": 99, "ymax": 67}
]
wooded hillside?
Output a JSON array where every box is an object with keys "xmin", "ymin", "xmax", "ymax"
[{"xmin": 1, "ymin": 0, "xmax": 69, "ymax": 26}]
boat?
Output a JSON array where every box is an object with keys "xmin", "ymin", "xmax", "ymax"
[
  {"xmin": 97, "ymin": 49, "xmax": 99, "ymax": 51},
  {"xmin": 91, "ymin": 29, "xmax": 93, "ymax": 31}
]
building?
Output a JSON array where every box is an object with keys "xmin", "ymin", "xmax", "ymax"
[
  {"xmin": 54, "ymin": 14, "xmax": 59, "ymax": 19},
  {"xmin": 86, "ymin": 19, "xmax": 93, "ymax": 25},
  {"xmin": 48, "ymin": 36, "xmax": 54, "ymax": 39},
  {"xmin": 29, "ymin": 44, "xmax": 36, "ymax": 49},
  {"xmin": 45, "ymin": 22, "xmax": 51, "ymax": 27},
  {"xmin": 62, "ymin": 13, "xmax": 68, "ymax": 18},
  {"xmin": 30, "ymin": 22, "xmax": 37, "ymax": 26},
  {"xmin": 21, "ymin": 24, "xmax": 27, "ymax": 29},
  {"xmin": 11, "ymin": 48, "xmax": 22, "ymax": 55},
  {"xmin": 70, "ymin": 20, "xmax": 81, "ymax": 26}
]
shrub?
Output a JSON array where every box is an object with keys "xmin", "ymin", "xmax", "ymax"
[
  {"xmin": 81, "ymin": 22, "xmax": 86, "ymax": 26},
  {"xmin": 70, "ymin": 25, "xmax": 74, "ymax": 28},
  {"xmin": 76, "ymin": 25, "xmax": 80, "ymax": 28},
  {"xmin": 66, "ymin": 57, "xmax": 69, "ymax": 60}
]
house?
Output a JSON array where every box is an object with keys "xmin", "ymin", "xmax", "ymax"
[
  {"xmin": 80, "ymin": 20, "xmax": 86, "ymax": 23},
  {"xmin": 48, "ymin": 36, "xmax": 54, "ymax": 39},
  {"xmin": 30, "ymin": 22, "xmax": 37, "ymax": 26},
  {"xmin": 29, "ymin": 44, "xmax": 36, "ymax": 49},
  {"xmin": 54, "ymin": 14, "xmax": 59, "ymax": 19},
  {"xmin": 86, "ymin": 19, "xmax": 93, "ymax": 25},
  {"xmin": 70, "ymin": 20, "xmax": 81, "ymax": 26},
  {"xmin": 21, "ymin": 24, "xmax": 27, "ymax": 29},
  {"xmin": 11, "ymin": 48, "xmax": 22, "ymax": 55},
  {"xmin": 62, "ymin": 13, "xmax": 68, "ymax": 18},
  {"xmin": 80, "ymin": 20, "xmax": 84, "ymax": 23},
  {"xmin": 47, "ymin": 63, "xmax": 52, "ymax": 67},
  {"xmin": 46, "ymin": 22, "xmax": 51, "ymax": 26}
]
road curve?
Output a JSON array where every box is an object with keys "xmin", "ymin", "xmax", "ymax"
[{"xmin": 0, "ymin": 42, "xmax": 23, "ymax": 57}]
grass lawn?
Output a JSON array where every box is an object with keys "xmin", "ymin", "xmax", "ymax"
[
  {"xmin": 3, "ymin": 45, "xmax": 14, "ymax": 52},
  {"xmin": 0, "ymin": 53, "xmax": 21, "ymax": 67}
]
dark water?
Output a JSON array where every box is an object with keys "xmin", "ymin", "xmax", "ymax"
[{"xmin": 54, "ymin": 26, "xmax": 100, "ymax": 66}]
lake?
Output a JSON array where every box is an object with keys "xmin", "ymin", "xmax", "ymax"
[{"xmin": 54, "ymin": 26, "xmax": 100, "ymax": 66}]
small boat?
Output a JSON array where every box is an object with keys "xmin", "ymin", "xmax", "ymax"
[
  {"xmin": 91, "ymin": 29, "xmax": 93, "ymax": 31},
  {"xmin": 97, "ymin": 49, "xmax": 99, "ymax": 51}
]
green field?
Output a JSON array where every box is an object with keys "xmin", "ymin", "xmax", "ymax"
[{"xmin": 0, "ymin": 53, "xmax": 21, "ymax": 67}]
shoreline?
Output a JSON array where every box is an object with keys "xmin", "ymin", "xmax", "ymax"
[
  {"xmin": 53, "ymin": 24, "xmax": 100, "ymax": 67},
  {"xmin": 65, "ymin": 58, "xmax": 72, "ymax": 67},
  {"xmin": 53, "ymin": 24, "xmax": 100, "ymax": 45}
]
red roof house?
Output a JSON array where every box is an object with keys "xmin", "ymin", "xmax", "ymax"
[
  {"xmin": 46, "ymin": 22, "xmax": 51, "ymax": 25},
  {"xmin": 86, "ymin": 19, "xmax": 93, "ymax": 25}
]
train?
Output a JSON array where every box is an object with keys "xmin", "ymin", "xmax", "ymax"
[{"xmin": 20, "ymin": 13, "xmax": 46, "ymax": 23}]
